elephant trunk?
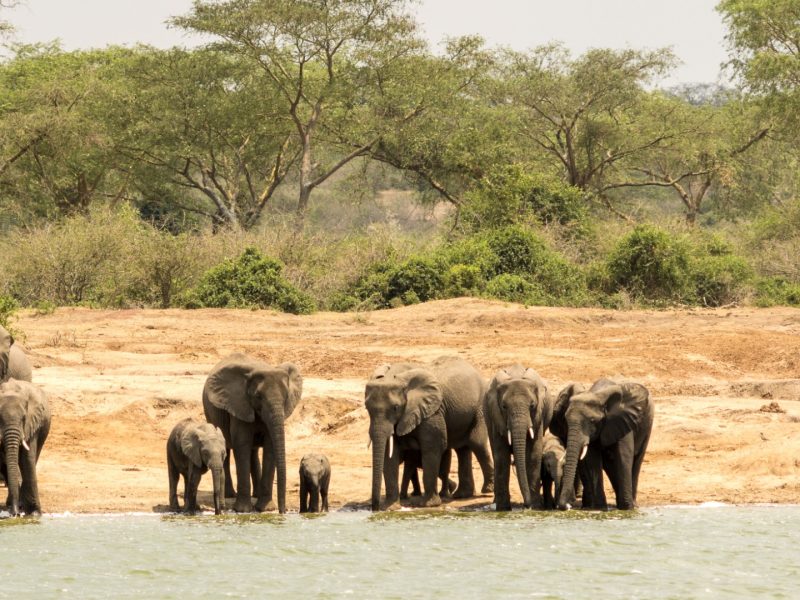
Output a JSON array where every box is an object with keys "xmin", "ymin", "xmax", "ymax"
[
  {"xmin": 511, "ymin": 419, "xmax": 532, "ymax": 508},
  {"xmin": 558, "ymin": 427, "xmax": 586, "ymax": 510},
  {"xmin": 211, "ymin": 466, "xmax": 224, "ymax": 515},
  {"xmin": 267, "ymin": 413, "xmax": 287, "ymax": 514},
  {"xmin": 370, "ymin": 423, "xmax": 392, "ymax": 511},
  {"xmin": 3, "ymin": 428, "xmax": 22, "ymax": 516}
]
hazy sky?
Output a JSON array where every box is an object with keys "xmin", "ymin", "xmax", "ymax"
[{"xmin": 6, "ymin": 0, "xmax": 729, "ymax": 85}]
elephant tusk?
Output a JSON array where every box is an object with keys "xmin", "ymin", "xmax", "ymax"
[
  {"xmin": 21, "ymin": 439, "xmax": 30, "ymax": 451},
  {"xmin": 388, "ymin": 435, "xmax": 394, "ymax": 459},
  {"xmin": 529, "ymin": 427, "xmax": 534, "ymax": 440},
  {"xmin": 579, "ymin": 444, "xmax": 588, "ymax": 461},
  {"xmin": 507, "ymin": 430, "xmax": 512, "ymax": 446}
]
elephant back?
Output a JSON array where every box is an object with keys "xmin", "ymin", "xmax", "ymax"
[
  {"xmin": 430, "ymin": 356, "xmax": 485, "ymax": 438},
  {"xmin": 8, "ymin": 345, "xmax": 32, "ymax": 383}
]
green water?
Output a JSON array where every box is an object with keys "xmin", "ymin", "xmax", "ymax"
[{"xmin": 1, "ymin": 505, "xmax": 798, "ymax": 599}]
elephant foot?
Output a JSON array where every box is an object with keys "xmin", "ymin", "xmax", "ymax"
[
  {"xmin": 254, "ymin": 498, "xmax": 277, "ymax": 512},
  {"xmin": 383, "ymin": 500, "xmax": 403, "ymax": 511},
  {"xmin": 420, "ymin": 494, "xmax": 442, "ymax": 508},
  {"xmin": 169, "ymin": 502, "xmax": 180, "ymax": 513},
  {"xmin": 452, "ymin": 486, "xmax": 475, "ymax": 499},
  {"xmin": 481, "ymin": 481, "xmax": 494, "ymax": 495},
  {"xmin": 495, "ymin": 501, "xmax": 511, "ymax": 512},
  {"xmin": 232, "ymin": 497, "xmax": 253, "ymax": 513}
]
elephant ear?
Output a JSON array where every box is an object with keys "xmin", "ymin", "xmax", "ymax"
[
  {"xmin": 549, "ymin": 382, "xmax": 585, "ymax": 443},
  {"xmin": 0, "ymin": 325, "xmax": 12, "ymax": 382},
  {"xmin": 22, "ymin": 383, "xmax": 49, "ymax": 443},
  {"xmin": 180, "ymin": 427, "xmax": 204, "ymax": 468},
  {"xmin": 523, "ymin": 368, "xmax": 550, "ymax": 428},
  {"xmin": 371, "ymin": 364, "xmax": 392, "ymax": 380},
  {"xmin": 279, "ymin": 362, "xmax": 303, "ymax": 418},
  {"xmin": 484, "ymin": 370, "xmax": 510, "ymax": 436},
  {"xmin": 599, "ymin": 383, "xmax": 649, "ymax": 446},
  {"xmin": 397, "ymin": 368, "xmax": 443, "ymax": 436},
  {"xmin": 205, "ymin": 357, "xmax": 258, "ymax": 423}
]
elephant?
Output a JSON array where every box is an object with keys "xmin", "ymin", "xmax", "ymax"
[
  {"xmin": 551, "ymin": 378, "xmax": 654, "ymax": 511},
  {"xmin": 299, "ymin": 453, "xmax": 330, "ymax": 513},
  {"xmin": 484, "ymin": 365, "xmax": 553, "ymax": 511},
  {"xmin": 0, "ymin": 325, "xmax": 32, "ymax": 383},
  {"xmin": 400, "ymin": 448, "xmax": 456, "ymax": 500},
  {"xmin": 365, "ymin": 356, "xmax": 494, "ymax": 511},
  {"xmin": 540, "ymin": 432, "xmax": 583, "ymax": 510},
  {"xmin": 167, "ymin": 418, "xmax": 227, "ymax": 515},
  {"xmin": 0, "ymin": 379, "xmax": 50, "ymax": 516},
  {"xmin": 203, "ymin": 353, "xmax": 302, "ymax": 514}
]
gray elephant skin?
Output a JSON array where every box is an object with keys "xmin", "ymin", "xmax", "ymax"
[
  {"xmin": 541, "ymin": 432, "xmax": 580, "ymax": 510},
  {"xmin": 299, "ymin": 453, "xmax": 330, "ymax": 513},
  {"xmin": 0, "ymin": 379, "xmax": 50, "ymax": 516},
  {"xmin": 167, "ymin": 418, "xmax": 226, "ymax": 514},
  {"xmin": 484, "ymin": 365, "xmax": 553, "ymax": 510},
  {"xmin": 0, "ymin": 325, "xmax": 32, "ymax": 383},
  {"xmin": 551, "ymin": 378, "xmax": 654, "ymax": 510},
  {"xmin": 203, "ymin": 353, "xmax": 302, "ymax": 514},
  {"xmin": 400, "ymin": 448, "xmax": 456, "ymax": 500},
  {"xmin": 365, "ymin": 356, "xmax": 494, "ymax": 511}
]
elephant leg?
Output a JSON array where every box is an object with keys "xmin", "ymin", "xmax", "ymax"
[
  {"xmin": 299, "ymin": 477, "xmax": 308, "ymax": 513},
  {"xmin": 168, "ymin": 458, "xmax": 180, "ymax": 512},
  {"xmin": 468, "ymin": 422, "xmax": 495, "ymax": 494},
  {"xmin": 223, "ymin": 450, "xmax": 236, "ymax": 498},
  {"xmin": 452, "ymin": 446, "xmax": 475, "ymax": 499},
  {"xmin": 321, "ymin": 474, "xmax": 330, "ymax": 512},
  {"xmin": 526, "ymin": 435, "xmax": 544, "ymax": 509},
  {"xmin": 255, "ymin": 435, "xmax": 276, "ymax": 512},
  {"xmin": 400, "ymin": 458, "xmax": 413, "ymax": 500},
  {"xmin": 20, "ymin": 440, "xmax": 41, "ymax": 515},
  {"xmin": 542, "ymin": 472, "xmax": 554, "ymax": 509},
  {"xmin": 309, "ymin": 484, "xmax": 320, "ymax": 513},
  {"xmin": 419, "ymin": 447, "xmax": 442, "ymax": 507},
  {"xmin": 438, "ymin": 450, "xmax": 455, "ymax": 499},
  {"xmin": 631, "ymin": 430, "xmax": 651, "ymax": 506},
  {"xmin": 580, "ymin": 447, "xmax": 607, "ymax": 510},
  {"xmin": 607, "ymin": 436, "xmax": 636, "ymax": 510},
  {"xmin": 230, "ymin": 427, "xmax": 254, "ymax": 512},
  {"xmin": 382, "ymin": 441, "xmax": 401, "ymax": 510},
  {"xmin": 185, "ymin": 466, "xmax": 202, "ymax": 514},
  {"xmin": 492, "ymin": 438, "xmax": 512, "ymax": 511},
  {"xmin": 250, "ymin": 446, "xmax": 262, "ymax": 499}
]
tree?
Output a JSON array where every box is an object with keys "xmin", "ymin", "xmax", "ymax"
[
  {"xmin": 499, "ymin": 45, "xmax": 680, "ymax": 218},
  {"xmin": 173, "ymin": 0, "xmax": 424, "ymax": 226},
  {"xmin": 112, "ymin": 48, "xmax": 299, "ymax": 230}
]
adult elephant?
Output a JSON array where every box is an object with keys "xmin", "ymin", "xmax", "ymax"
[
  {"xmin": 366, "ymin": 356, "xmax": 493, "ymax": 511},
  {"xmin": 551, "ymin": 378, "xmax": 654, "ymax": 511},
  {"xmin": 203, "ymin": 353, "xmax": 302, "ymax": 514},
  {"xmin": 0, "ymin": 379, "xmax": 50, "ymax": 516},
  {"xmin": 484, "ymin": 365, "xmax": 552, "ymax": 511},
  {"xmin": 0, "ymin": 325, "xmax": 32, "ymax": 383}
]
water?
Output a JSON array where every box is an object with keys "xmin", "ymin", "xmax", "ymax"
[{"xmin": 1, "ymin": 505, "xmax": 798, "ymax": 599}]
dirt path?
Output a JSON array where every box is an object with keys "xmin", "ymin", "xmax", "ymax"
[{"xmin": 11, "ymin": 299, "xmax": 800, "ymax": 513}]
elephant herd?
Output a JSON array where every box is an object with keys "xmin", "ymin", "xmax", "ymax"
[{"xmin": 0, "ymin": 324, "xmax": 655, "ymax": 517}]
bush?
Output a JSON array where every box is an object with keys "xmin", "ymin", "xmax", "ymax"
[
  {"xmin": 0, "ymin": 295, "xmax": 19, "ymax": 335},
  {"xmin": 605, "ymin": 224, "xmax": 694, "ymax": 303},
  {"xmin": 444, "ymin": 264, "xmax": 484, "ymax": 297},
  {"xmin": 461, "ymin": 164, "xmax": 588, "ymax": 234},
  {"xmin": 385, "ymin": 257, "xmax": 444, "ymax": 305},
  {"xmin": 485, "ymin": 274, "xmax": 547, "ymax": 305},
  {"xmin": 689, "ymin": 235, "xmax": 752, "ymax": 307},
  {"xmin": 754, "ymin": 277, "xmax": 800, "ymax": 307},
  {"xmin": 187, "ymin": 247, "xmax": 315, "ymax": 314}
]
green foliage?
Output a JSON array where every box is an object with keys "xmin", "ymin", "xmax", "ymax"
[
  {"xmin": 0, "ymin": 294, "xmax": 19, "ymax": 333},
  {"xmin": 461, "ymin": 164, "xmax": 588, "ymax": 233},
  {"xmin": 187, "ymin": 247, "xmax": 314, "ymax": 314},
  {"xmin": 485, "ymin": 274, "xmax": 546, "ymax": 305},
  {"xmin": 604, "ymin": 224, "xmax": 694, "ymax": 303},
  {"xmin": 689, "ymin": 234, "xmax": 753, "ymax": 307},
  {"xmin": 754, "ymin": 277, "xmax": 800, "ymax": 307},
  {"xmin": 444, "ymin": 264, "xmax": 484, "ymax": 297}
]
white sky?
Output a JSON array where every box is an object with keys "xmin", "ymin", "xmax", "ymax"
[{"xmin": 5, "ymin": 0, "xmax": 729, "ymax": 85}]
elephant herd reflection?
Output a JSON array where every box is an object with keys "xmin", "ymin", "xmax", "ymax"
[{"xmin": 0, "ymin": 325, "xmax": 653, "ymax": 517}]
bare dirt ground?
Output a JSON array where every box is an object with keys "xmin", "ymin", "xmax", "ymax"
[{"xmin": 12, "ymin": 298, "xmax": 800, "ymax": 513}]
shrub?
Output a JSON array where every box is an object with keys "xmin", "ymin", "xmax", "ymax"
[
  {"xmin": 688, "ymin": 234, "xmax": 752, "ymax": 307},
  {"xmin": 461, "ymin": 164, "xmax": 588, "ymax": 233},
  {"xmin": 385, "ymin": 257, "xmax": 444, "ymax": 304},
  {"xmin": 485, "ymin": 274, "xmax": 547, "ymax": 305},
  {"xmin": 754, "ymin": 277, "xmax": 800, "ymax": 307},
  {"xmin": 0, "ymin": 295, "xmax": 19, "ymax": 334},
  {"xmin": 187, "ymin": 247, "xmax": 314, "ymax": 314},
  {"xmin": 444, "ymin": 264, "xmax": 484, "ymax": 297},
  {"xmin": 605, "ymin": 224, "xmax": 694, "ymax": 303}
]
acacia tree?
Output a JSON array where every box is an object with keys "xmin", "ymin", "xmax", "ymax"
[
  {"xmin": 173, "ymin": 0, "xmax": 424, "ymax": 226},
  {"xmin": 113, "ymin": 48, "xmax": 299, "ymax": 230},
  {"xmin": 500, "ymin": 45, "xmax": 682, "ymax": 218}
]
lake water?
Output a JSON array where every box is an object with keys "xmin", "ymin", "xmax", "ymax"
[{"xmin": 1, "ymin": 505, "xmax": 798, "ymax": 599}]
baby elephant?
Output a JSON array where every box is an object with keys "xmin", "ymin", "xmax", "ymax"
[
  {"xmin": 167, "ymin": 419, "xmax": 226, "ymax": 515},
  {"xmin": 540, "ymin": 433, "xmax": 582, "ymax": 510},
  {"xmin": 299, "ymin": 454, "xmax": 330, "ymax": 513}
]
